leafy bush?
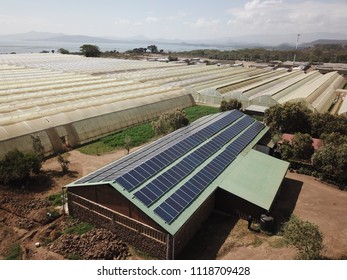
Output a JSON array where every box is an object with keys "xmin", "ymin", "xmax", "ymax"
[
  {"xmin": 283, "ymin": 215, "xmax": 324, "ymax": 260},
  {"xmin": 152, "ymin": 109, "xmax": 189, "ymax": 136},
  {"xmin": 57, "ymin": 154, "xmax": 70, "ymax": 174},
  {"xmin": 0, "ymin": 149, "xmax": 41, "ymax": 185},
  {"xmin": 220, "ymin": 99, "xmax": 242, "ymax": 112}
]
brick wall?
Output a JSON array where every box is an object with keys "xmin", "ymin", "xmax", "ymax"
[{"xmin": 172, "ymin": 192, "xmax": 215, "ymax": 258}]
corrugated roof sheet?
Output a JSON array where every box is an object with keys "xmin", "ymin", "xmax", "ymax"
[{"xmin": 217, "ymin": 149, "xmax": 289, "ymax": 210}]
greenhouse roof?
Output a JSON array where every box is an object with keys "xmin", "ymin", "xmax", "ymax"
[
  {"xmin": 278, "ymin": 71, "xmax": 340, "ymax": 104},
  {"xmin": 66, "ymin": 110, "xmax": 289, "ymax": 235},
  {"xmin": 338, "ymin": 94, "xmax": 347, "ymax": 116}
]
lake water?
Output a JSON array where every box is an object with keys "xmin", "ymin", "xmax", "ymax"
[{"xmin": 0, "ymin": 40, "xmax": 235, "ymax": 54}]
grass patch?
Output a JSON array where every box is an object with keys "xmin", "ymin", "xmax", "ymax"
[
  {"xmin": 77, "ymin": 105, "xmax": 220, "ymax": 156},
  {"xmin": 48, "ymin": 192, "xmax": 62, "ymax": 206},
  {"xmin": 77, "ymin": 140, "xmax": 121, "ymax": 155},
  {"xmin": 268, "ymin": 236, "xmax": 287, "ymax": 248},
  {"xmin": 67, "ymin": 253, "xmax": 83, "ymax": 260},
  {"xmin": 5, "ymin": 242, "xmax": 22, "ymax": 260},
  {"xmin": 102, "ymin": 122, "xmax": 155, "ymax": 148},
  {"xmin": 64, "ymin": 222, "xmax": 95, "ymax": 235},
  {"xmin": 185, "ymin": 105, "xmax": 220, "ymax": 123},
  {"xmin": 128, "ymin": 246, "xmax": 157, "ymax": 260},
  {"xmin": 252, "ymin": 236, "xmax": 263, "ymax": 247},
  {"xmin": 78, "ymin": 122, "xmax": 155, "ymax": 156}
]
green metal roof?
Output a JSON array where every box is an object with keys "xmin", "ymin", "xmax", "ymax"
[
  {"xmin": 217, "ymin": 149, "xmax": 289, "ymax": 210},
  {"xmin": 66, "ymin": 112, "xmax": 288, "ymax": 236}
]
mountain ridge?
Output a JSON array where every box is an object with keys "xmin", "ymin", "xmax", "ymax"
[{"xmin": 1, "ymin": 31, "xmax": 346, "ymax": 49}]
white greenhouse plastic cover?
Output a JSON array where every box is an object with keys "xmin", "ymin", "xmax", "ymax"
[{"xmin": 1, "ymin": 53, "xmax": 346, "ymax": 158}]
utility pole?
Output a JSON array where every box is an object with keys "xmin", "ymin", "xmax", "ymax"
[{"xmin": 292, "ymin": 33, "xmax": 301, "ymax": 70}]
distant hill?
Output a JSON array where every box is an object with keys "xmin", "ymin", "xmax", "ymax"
[
  {"xmin": 300, "ymin": 39, "xmax": 347, "ymax": 48},
  {"xmin": 0, "ymin": 31, "xmax": 65, "ymax": 41},
  {"xmin": 1, "ymin": 31, "xmax": 347, "ymax": 50},
  {"xmin": 43, "ymin": 35, "xmax": 115, "ymax": 43}
]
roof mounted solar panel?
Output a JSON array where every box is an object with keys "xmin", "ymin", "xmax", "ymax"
[
  {"xmin": 78, "ymin": 111, "xmax": 246, "ymax": 190},
  {"xmin": 134, "ymin": 113, "xmax": 257, "ymax": 206},
  {"xmin": 154, "ymin": 120, "xmax": 265, "ymax": 224}
]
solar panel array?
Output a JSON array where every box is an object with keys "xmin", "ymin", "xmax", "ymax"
[
  {"xmin": 133, "ymin": 115, "xmax": 255, "ymax": 206},
  {"xmin": 114, "ymin": 110, "xmax": 244, "ymax": 191},
  {"xmin": 75, "ymin": 112, "xmax": 219, "ymax": 184},
  {"xmin": 154, "ymin": 121, "xmax": 265, "ymax": 224}
]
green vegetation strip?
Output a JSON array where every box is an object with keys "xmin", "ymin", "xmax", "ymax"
[
  {"xmin": 5, "ymin": 242, "xmax": 22, "ymax": 260},
  {"xmin": 48, "ymin": 192, "xmax": 62, "ymax": 206},
  {"xmin": 64, "ymin": 222, "xmax": 95, "ymax": 235},
  {"xmin": 78, "ymin": 105, "xmax": 219, "ymax": 155}
]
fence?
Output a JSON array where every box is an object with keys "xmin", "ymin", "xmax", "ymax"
[{"xmin": 68, "ymin": 192, "xmax": 167, "ymax": 244}]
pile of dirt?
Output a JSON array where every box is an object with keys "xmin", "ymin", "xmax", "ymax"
[{"xmin": 49, "ymin": 228, "xmax": 129, "ymax": 260}]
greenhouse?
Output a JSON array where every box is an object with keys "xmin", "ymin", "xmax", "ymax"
[
  {"xmin": 338, "ymin": 95, "xmax": 347, "ymax": 117},
  {"xmin": 0, "ymin": 57, "xmax": 196, "ymax": 158},
  {"xmin": 0, "ymin": 53, "xmax": 345, "ymax": 158},
  {"xmin": 277, "ymin": 71, "xmax": 346, "ymax": 113}
]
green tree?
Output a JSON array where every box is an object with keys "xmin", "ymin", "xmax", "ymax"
[
  {"xmin": 310, "ymin": 113, "xmax": 347, "ymax": 138},
  {"xmin": 0, "ymin": 150, "xmax": 40, "ymax": 185},
  {"xmin": 152, "ymin": 109, "xmax": 189, "ymax": 135},
  {"xmin": 320, "ymin": 132, "xmax": 347, "ymax": 147},
  {"xmin": 31, "ymin": 135, "xmax": 45, "ymax": 162},
  {"xmin": 147, "ymin": 45, "xmax": 158, "ymax": 53},
  {"xmin": 279, "ymin": 140, "xmax": 293, "ymax": 161},
  {"xmin": 264, "ymin": 103, "xmax": 311, "ymax": 134},
  {"xmin": 220, "ymin": 99, "xmax": 242, "ymax": 112},
  {"xmin": 291, "ymin": 133, "xmax": 314, "ymax": 160},
  {"xmin": 124, "ymin": 135, "xmax": 132, "ymax": 155},
  {"xmin": 58, "ymin": 48, "xmax": 70, "ymax": 54},
  {"xmin": 80, "ymin": 44, "xmax": 101, "ymax": 57},
  {"xmin": 283, "ymin": 215, "xmax": 324, "ymax": 260},
  {"xmin": 312, "ymin": 142, "xmax": 347, "ymax": 184}
]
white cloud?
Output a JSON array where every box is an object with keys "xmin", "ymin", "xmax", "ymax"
[
  {"xmin": 114, "ymin": 19, "xmax": 143, "ymax": 27},
  {"xmin": 166, "ymin": 12, "xmax": 189, "ymax": 21},
  {"xmin": 227, "ymin": 0, "xmax": 347, "ymax": 35},
  {"xmin": 245, "ymin": 0, "xmax": 283, "ymax": 10},
  {"xmin": 0, "ymin": 14, "xmax": 16, "ymax": 24},
  {"xmin": 188, "ymin": 18, "xmax": 221, "ymax": 29},
  {"xmin": 146, "ymin": 16, "xmax": 159, "ymax": 23},
  {"xmin": 114, "ymin": 19, "xmax": 131, "ymax": 26}
]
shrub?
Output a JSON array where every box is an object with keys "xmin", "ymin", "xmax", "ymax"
[
  {"xmin": 0, "ymin": 150, "xmax": 41, "ymax": 185},
  {"xmin": 220, "ymin": 99, "xmax": 242, "ymax": 112},
  {"xmin": 283, "ymin": 215, "xmax": 324, "ymax": 260},
  {"xmin": 57, "ymin": 154, "xmax": 70, "ymax": 174},
  {"xmin": 152, "ymin": 109, "xmax": 189, "ymax": 136},
  {"xmin": 5, "ymin": 242, "xmax": 22, "ymax": 260}
]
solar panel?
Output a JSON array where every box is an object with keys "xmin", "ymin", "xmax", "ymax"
[
  {"xmin": 75, "ymin": 112, "xmax": 223, "ymax": 184},
  {"xmin": 154, "ymin": 121, "xmax": 265, "ymax": 224},
  {"xmin": 114, "ymin": 110, "xmax": 243, "ymax": 191},
  {"xmin": 134, "ymin": 114, "xmax": 256, "ymax": 205}
]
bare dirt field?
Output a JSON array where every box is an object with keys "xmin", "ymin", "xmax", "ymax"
[{"xmin": 1, "ymin": 149, "xmax": 346, "ymax": 260}]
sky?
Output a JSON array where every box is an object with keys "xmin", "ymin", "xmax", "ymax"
[{"xmin": 0, "ymin": 0, "xmax": 346, "ymax": 41}]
